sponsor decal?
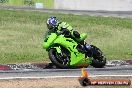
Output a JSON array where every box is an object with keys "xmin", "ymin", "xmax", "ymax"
[{"xmin": 78, "ymin": 68, "xmax": 131, "ymax": 86}]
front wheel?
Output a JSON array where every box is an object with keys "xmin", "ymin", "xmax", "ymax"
[
  {"xmin": 90, "ymin": 45, "xmax": 106, "ymax": 68},
  {"xmin": 48, "ymin": 47, "xmax": 73, "ymax": 69}
]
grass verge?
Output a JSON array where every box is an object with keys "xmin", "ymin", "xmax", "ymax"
[{"xmin": 0, "ymin": 10, "xmax": 132, "ymax": 64}]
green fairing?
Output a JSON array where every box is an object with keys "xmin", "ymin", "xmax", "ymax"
[
  {"xmin": 43, "ymin": 33, "xmax": 92, "ymax": 66},
  {"xmin": 43, "ymin": 33, "xmax": 57, "ymax": 49}
]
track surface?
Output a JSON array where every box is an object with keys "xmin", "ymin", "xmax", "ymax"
[{"xmin": 0, "ymin": 65, "xmax": 131, "ymax": 79}]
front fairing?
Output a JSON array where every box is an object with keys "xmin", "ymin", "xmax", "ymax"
[{"xmin": 43, "ymin": 33, "xmax": 57, "ymax": 49}]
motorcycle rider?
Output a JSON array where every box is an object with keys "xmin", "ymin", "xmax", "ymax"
[{"xmin": 46, "ymin": 16, "xmax": 92, "ymax": 53}]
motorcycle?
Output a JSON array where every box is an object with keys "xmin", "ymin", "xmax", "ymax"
[{"xmin": 43, "ymin": 30, "xmax": 106, "ymax": 68}]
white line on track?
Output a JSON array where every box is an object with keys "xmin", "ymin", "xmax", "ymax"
[{"xmin": 0, "ymin": 75, "xmax": 132, "ymax": 80}]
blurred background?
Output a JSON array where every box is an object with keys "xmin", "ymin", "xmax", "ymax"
[
  {"xmin": 0, "ymin": 0, "xmax": 53, "ymax": 9},
  {"xmin": 0, "ymin": 0, "xmax": 132, "ymax": 11}
]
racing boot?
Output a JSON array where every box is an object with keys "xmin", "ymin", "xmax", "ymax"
[{"xmin": 83, "ymin": 42, "xmax": 93, "ymax": 57}]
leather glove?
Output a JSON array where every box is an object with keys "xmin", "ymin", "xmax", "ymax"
[{"xmin": 57, "ymin": 28, "xmax": 70, "ymax": 36}]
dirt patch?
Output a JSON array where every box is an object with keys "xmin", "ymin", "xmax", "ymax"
[{"xmin": 0, "ymin": 77, "xmax": 131, "ymax": 88}]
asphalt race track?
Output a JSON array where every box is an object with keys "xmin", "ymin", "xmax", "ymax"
[{"xmin": 0, "ymin": 65, "xmax": 131, "ymax": 79}]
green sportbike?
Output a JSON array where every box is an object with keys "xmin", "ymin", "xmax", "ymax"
[{"xmin": 43, "ymin": 31, "xmax": 106, "ymax": 68}]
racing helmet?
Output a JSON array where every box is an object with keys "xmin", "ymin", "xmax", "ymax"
[{"xmin": 46, "ymin": 16, "xmax": 58, "ymax": 29}]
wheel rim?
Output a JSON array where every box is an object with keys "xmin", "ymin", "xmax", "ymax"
[{"xmin": 53, "ymin": 49, "xmax": 70, "ymax": 66}]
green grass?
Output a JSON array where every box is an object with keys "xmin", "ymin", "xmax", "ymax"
[
  {"xmin": 0, "ymin": 10, "xmax": 132, "ymax": 64},
  {"xmin": 8, "ymin": 0, "xmax": 23, "ymax": 6}
]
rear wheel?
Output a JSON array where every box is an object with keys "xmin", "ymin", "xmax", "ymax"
[
  {"xmin": 90, "ymin": 45, "xmax": 106, "ymax": 68},
  {"xmin": 48, "ymin": 47, "xmax": 73, "ymax": 69}
]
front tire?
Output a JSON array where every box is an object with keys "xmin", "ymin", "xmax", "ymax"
[{"xmin": 49, "ymin": 48, "xmax": 72, "ymax": 69}]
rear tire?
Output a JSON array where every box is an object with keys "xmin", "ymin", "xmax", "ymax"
[{"xmin": 90, "ymin": 45, "xmax": 106, "ymax": 68}]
